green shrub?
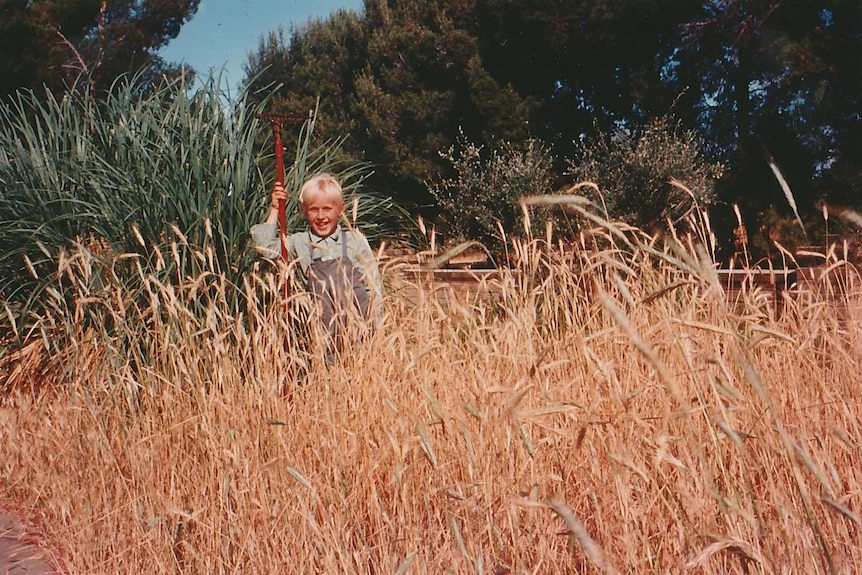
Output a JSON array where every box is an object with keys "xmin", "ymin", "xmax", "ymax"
[
  {"xmin": 567, "ymin": 118, "xmax": 724, "ymax": 230},
  {"xmin": 428, "ymin": 132, "xmax": 555, "ymax": 254}
]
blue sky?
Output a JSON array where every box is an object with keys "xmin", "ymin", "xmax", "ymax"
[{"xmin": 160, "ymin": 0, "xmax": 363, "ymax": 90}]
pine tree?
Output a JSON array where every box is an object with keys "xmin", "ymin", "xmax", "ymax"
[{"xmin": 0, "ymin": 0, "xmax": 200, "ymax": 99}]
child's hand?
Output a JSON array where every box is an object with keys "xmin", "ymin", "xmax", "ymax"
[{"xmin": 270, "ymin": 183, "xmax": 288, "ymax": 209}]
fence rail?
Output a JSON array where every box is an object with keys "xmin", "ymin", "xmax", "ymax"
[{"xmin": 387, "ymin": 264, "xmax": 860, "ymax": 311}]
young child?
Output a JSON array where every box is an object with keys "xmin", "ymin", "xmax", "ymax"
[{"xmin": 250, "ymin": 173, "xmax": 383, "ymax": 358}]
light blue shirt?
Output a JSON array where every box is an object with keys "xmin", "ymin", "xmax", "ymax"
[{"xmin": 250, "ymin": 223, "xmax": 384, "ymax": 319}]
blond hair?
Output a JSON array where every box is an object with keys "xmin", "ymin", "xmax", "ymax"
[{"xmin": 299, "ymin": 173, "xmax": 344, "ymax": 206}]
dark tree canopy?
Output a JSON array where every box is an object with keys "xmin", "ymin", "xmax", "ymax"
[
  {"xmin": 474, "ymin": 0, "xmax": 705, "ymax": 139},
  {"xmin": 245, "ymin": 2, "xmax": 537, "ymax": 210},
  {"xmin": 671, "ymin": 0, "xmax": 862, "ymax": 252},
  {"xmin": 0, "ymin": 0, "xmax": 200, "ymax": 99},
  {"xmin": 243, "ymin": 0, "xmax": 860, "ymax": 227}
]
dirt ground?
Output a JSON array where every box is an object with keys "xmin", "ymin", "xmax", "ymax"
[{"xmin": 0, "ymin": 510, "xmax": 57, "ymax": 575}]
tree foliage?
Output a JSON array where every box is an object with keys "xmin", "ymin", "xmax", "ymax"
[
  {"xmin": 662, "ymin": 0, "xmax": 862, "ymax": 256},
  {"xmin": 244, "ymin": 2, "xmax": 536, "ymax": 210},
  {"xmin": 243, "ymin": 1, "xmax": 860, "ymax": 237},
  {"xmin": 474, "ymin": 0, "xmax": 704, "ymax": 139},
  {"xmin": 0, "ymin": 0, "xmax": 200, "ymax": 99}
]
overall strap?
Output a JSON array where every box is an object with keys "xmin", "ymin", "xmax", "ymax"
[{"xmin": 308, "ymin": 231, "xmax": 316, "ymax": 260}]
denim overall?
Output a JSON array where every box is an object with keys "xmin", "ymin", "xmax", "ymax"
[{"xmin": 307, "ymin": 231, "xmax": 370, "ymax": 360}]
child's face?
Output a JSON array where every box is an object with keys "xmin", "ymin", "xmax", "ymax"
[{"xmin": 302, "ymin": 194, "xmax": 344, "ymax": 238}]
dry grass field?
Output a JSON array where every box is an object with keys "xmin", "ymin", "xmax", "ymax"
[{"xmin": 1, "ymin": 214, "xmax": 861, "ymax": 574}]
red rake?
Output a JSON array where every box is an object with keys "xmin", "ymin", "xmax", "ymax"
[
  {"xmin": 256, "ymin": 112, "xmax": 306, "ymax": 374},
  {"xmin": 255, "ymin": 112, "xmax": 306, "ymax": 264}
]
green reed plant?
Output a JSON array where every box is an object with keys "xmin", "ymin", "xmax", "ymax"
[
  {"xmin": 0, "ymin": 72, "xmax": 267, "ymax": 341},
  {"xmin": 0, "ymin": 72, "xmax": 413, "ymax": 354}
]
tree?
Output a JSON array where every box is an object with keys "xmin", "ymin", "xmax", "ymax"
[
  {"xmin": 673, "ymin": 0, "xmax": 862, "ymax": 253},
  {"xmin": 245, "ymin": 1, "xmax": 535, "ymax": 211},
  {"xmin": 473, "ymin": 0, "xmax": 704, "ymax": 142},
  {"xmin": 243, "ymin": 0, "xmax": 861, "ymax": 256},
  {"xmin": 0, "ymin": 0, "xmax": 200, "ymax": 99}
]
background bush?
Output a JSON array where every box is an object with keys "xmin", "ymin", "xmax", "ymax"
[
  {"xmin": 428, "ymin": 133, "xmax": 556, "ymax": 256},
  {"xmin": 567, "ymin": 117, "xmax": 724, "ymax": 231}
]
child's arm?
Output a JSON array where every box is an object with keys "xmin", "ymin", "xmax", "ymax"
[
  {"xmin": 264, "ymin": 183, "xmax": 287, "ymax": 225},
  {"xmin": 250, "ymin": 183, "xmax": 289, "ymax": 259}
]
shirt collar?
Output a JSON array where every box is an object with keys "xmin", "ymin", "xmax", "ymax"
[{"xmin": 308, "ymin": 224, "xmax": 342, "ymax": 244}]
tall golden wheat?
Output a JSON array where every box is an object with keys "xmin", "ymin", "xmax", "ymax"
[{"xmin": 1, "ymin": 204, "xmax": 861, "ymax": 574}]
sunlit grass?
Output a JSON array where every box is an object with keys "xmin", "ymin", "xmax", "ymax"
[{"xmin": 2, "ymin": 200, "xmax": 861, "ymax": 573}]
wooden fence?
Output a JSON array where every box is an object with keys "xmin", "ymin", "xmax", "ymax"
[{"xmin": 386, "ymin": 264, "xmax": 860, "ymax": 311}]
